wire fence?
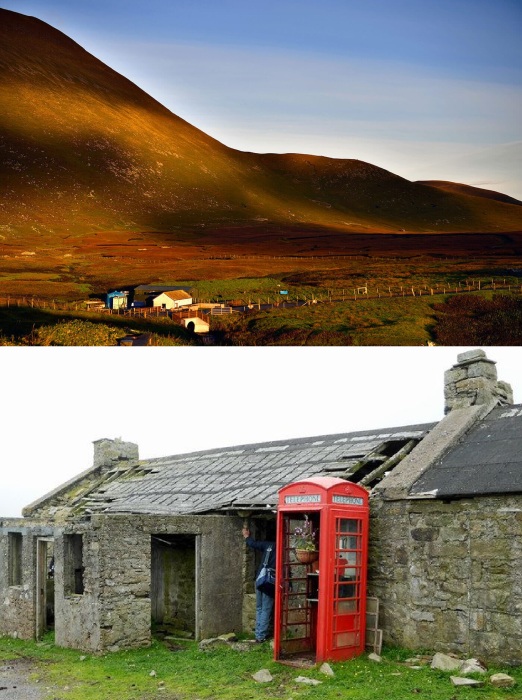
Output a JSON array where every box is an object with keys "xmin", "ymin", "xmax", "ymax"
[{"xmin": 0, "ymin": 278, "xmax": 521, "ymax": 317}]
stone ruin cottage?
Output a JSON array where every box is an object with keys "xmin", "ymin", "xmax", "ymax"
[{"xmin": 1, "ymin": 349, "xmax": 521, "ymax": 664}]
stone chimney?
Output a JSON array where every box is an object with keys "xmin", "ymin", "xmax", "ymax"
[
  {"xmin": 444, "ymin": 349, "xmax": 513, "ymax": 414},
  {"xmin": 93, "ymin": 438, "xmax": 139, "ymax": 472}
]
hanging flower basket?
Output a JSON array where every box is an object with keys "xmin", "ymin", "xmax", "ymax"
[{"xmin": 295, "ymin": 548, "xmax": 319, "ymax": 564}]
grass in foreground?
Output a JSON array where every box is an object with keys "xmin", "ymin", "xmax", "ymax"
[
  {"xmin": 0, "ymin": 635, "xmax": 520, "ymax": 700},
  {"xmin": 0, "ymin": 308, "xmax": 200, "ymax": 346}
]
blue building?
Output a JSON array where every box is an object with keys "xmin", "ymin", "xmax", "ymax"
[{"xmin": 105, "ymin": 290, "xmax": 128, "ymax": 309}]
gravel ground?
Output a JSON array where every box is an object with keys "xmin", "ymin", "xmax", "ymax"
[{"xmin": 0, "ymin": 658, "xmax": 50, "ymax": 700}]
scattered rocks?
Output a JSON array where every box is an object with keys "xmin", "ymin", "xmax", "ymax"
[
  {"xmin": 490, "ymin": 673, "xmax": 515, "ymax": 688},
  {"xmin": 460, "ymin": 658, "xmax": 487, "ymax": 675},
  {"xmin": 450, "ymin": 676, "xmax": 484, "ymax": 687},
  {"xmin": 198, "ymin": 637, "xmax": 230, "ymax": 651},
  {"xmin": 230, "ymin": 641, "xmax": 256, "ymax": 652},
  {"xmin": 252, "ymin": 669, "xmax": 273, "ymax": 683},
  {"xmin": 430, "ymin": 652, "xmax": 462, "ymax": 671},
  {"xmin": 319, "ymin": 662, "xmax": 335, "ymax": 677},
  {"xmin": 404, "ymin": 655, "xmax": 432, "ymax": 666},
  {"xmin": 368, "ymin": 652, "xmax": 382, "ymax": 663},
  {"xmin": 218, "ymin": 633, "xmax": 238, "ymax": 643},
  {"xmin": 295, "ymin": 676, "xmax": 322, "ymax": 686},
  {"xmin": 199, "ymin": 632, "xmax": 255, "ymax": 652}
]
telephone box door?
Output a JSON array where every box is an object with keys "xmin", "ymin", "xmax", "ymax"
[{"xmin": 318, "ymin": 509, "xmax": 368, "ymax": 661}]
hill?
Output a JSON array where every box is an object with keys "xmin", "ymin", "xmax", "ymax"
[
  {"xmin": 417, "ymin": 180, "xmax": 522, "ymax": 207},
  {"xmin": 1, "ymin": 8, "xmax": 521, "ymax": 248}
]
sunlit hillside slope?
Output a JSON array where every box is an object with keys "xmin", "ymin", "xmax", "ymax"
[{"xmin": 1, "ymin": 8, "xmax": 521, "ymax": 244}]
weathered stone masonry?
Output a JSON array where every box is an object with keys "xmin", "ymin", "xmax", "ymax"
[
  {"xmin": 1, "ymin": 513, "xmax": 243, "ymax": 653},
  {"xmin": 369, "ymin": 496, "xmax": 522, "ymax": 665},
  {"xmin": 0, "ymin": 521, "xmax": 53, "ymax": 640}
]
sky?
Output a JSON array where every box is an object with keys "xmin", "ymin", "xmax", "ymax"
[
  {"xmin": 2, "ymin": 0, "xmax": 521, "ymax": 198},
  {"xmin": 1, "ymin": 346, "xmax": 522, "ymax": 518}
]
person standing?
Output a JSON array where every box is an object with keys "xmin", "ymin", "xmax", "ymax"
[{"xmin": 242, "ymin": 525, "xmax": 276, "ymax": 643}]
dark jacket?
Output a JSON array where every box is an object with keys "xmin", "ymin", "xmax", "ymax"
[{"xmin": 245, "ymin": 537, "xmax": 276, "ymax": 573}]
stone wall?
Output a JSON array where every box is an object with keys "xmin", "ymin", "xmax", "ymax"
[
  {"xmin": 1, "ymin": 512, "xmax": 244, "ymax": 652},
  {"xmin": 54, "ymin": 521, "xmax": 102, "ymax": 651},
  {"xmin": 55, "ymin": 513, "xmax": 243, "ymax": 652},
  {"xmin": 0, "ymin": 519, "xmax": 54, "ymax": 640},
  {"xmin": 369, "ymin": 495, "xmax": 522, "ymax": 665}
]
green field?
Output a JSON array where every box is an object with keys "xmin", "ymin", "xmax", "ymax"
[{"xmin": 0, "ymin": 635, "xmax": 520, "ymax": 700}]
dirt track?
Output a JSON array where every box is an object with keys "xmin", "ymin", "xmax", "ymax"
[{"xmin": 0, "ymin": 658, "xmax": 49, "ymax": 699}]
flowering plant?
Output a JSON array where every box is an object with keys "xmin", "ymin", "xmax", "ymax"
[{"xmin": 293, "ymin": 515, "xmax": 318, "ymax": 551}]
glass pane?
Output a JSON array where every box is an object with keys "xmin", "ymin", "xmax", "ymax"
[
  {"xmin": 335, "ymin": 631, "xmax": 359, "ymax": 648},
  {"xmin": 339, "ymin": 519, "xmax": 359, "ymax": 534}
]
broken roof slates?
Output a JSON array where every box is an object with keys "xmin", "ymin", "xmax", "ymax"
[{"xmin": 77, "ymin": 423, "xmax": 436, "ymax": 515}]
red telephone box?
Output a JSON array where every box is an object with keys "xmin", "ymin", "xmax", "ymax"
[{"xmin": 274, "ymin": 477, "xmax": 369, "ymax": 664}]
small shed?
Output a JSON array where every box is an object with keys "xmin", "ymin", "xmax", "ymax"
[{"xmin": 105, "ymin": 291, "xmax": 128, "ymax": 309}]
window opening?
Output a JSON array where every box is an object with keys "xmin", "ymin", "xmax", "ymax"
[
  {"xmin": 64, "ymin": 534, "xmax": 84, "ymax": 595},
  {"xmin": 8, "ymin": 532, "xmax": 23, "ymax": 586}
]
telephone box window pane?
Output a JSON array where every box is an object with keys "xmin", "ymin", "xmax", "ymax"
[
  {"xmin": 336, "ymin": 599, "xmax": 358, "ymax": 614},
  {"xmin": 335, "ymin": 631, "xmax": 359, "ymax": 648},
  {"xmin": 337, "ymin": 581, "xmax": 359, "ymax": 601},
  {"xmin": 340, "ymin": 520, "xmax": 360, "ymax": 534}
]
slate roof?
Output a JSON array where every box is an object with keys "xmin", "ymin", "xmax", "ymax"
[
  {"xmin": 410, "ymin": 404, "xmax": 522, "ymax": 498},
  {"xmin": 82, "ymin": 424, "xmax": 433, "ymax": 515}
]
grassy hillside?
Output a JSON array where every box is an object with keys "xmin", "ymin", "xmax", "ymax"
[{"xmin": 1, "ymin": 8, "xmax": 521, "ymax": 249}]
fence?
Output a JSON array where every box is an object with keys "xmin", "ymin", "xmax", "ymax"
[{"xmin": 0, "ymin": 278, "xmax": 520, "ymax": 318}]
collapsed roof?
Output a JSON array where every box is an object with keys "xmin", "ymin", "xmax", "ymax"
[{"xmin": 23, "ymin": 425, "xmax": 432, "ymax": 518}]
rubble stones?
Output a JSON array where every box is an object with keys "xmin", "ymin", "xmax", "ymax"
[
  {"xmin": 450, "ymin": 676, "xmax": 484, "ymax": 687},
  {"xmin": 490, "ymin": 673, "xmax": 515, "ymax": 688},
  {"xmin": 198, "ymin": 637, "xmax": 230, "ymax": 651},
  {"xmin": 431, "ymin": 653, "xmax": 462, "ymax": 671},
  {"xmin": 295, "ymin": 676, "xmax": 322, "ymax": 686},
  {"xmin": 252, "ymin": 669, "xmax": 273, "ymax": 683},
  {"xmin": 460, "ymin": 658, "xmax": 487, "ymax": 674},
  {"xmin": 319, "ymin": 662, "xmax": 335, "ymax": 677}
]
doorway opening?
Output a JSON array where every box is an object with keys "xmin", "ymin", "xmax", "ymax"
[
  {"xmin": 36, "ymin": 537, "xmax": 55, "ymax": 639},
  {"xmin": 151, "ymin": 534, "xmax": 198, "ymax": 640}
]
